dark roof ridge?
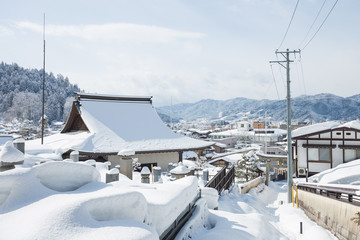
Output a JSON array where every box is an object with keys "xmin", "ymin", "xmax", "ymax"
[{"xmin": 74, "ymin": 92, "xmax": 152, "ymax": 103}]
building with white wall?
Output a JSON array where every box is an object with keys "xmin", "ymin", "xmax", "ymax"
[
  {"xmin": 43, "ymin": 93, "xmax": 213, "ymax": 170},
  {"xmin": 292, "ymin": 120, "xmax": 360, "ymax": 176}
]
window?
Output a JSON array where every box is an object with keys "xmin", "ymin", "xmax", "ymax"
[
  {"xmin": 345, "ymin": 149, "xmax": 360, "ymax": 162},
  {"xmin": 308, "ymin": 148, "xmax": 330, "ymax": 162},
  {"xmin": 308, "ymin": 148, "xmax": 318, "ymax": 161},
  {"xmin": 319, "ymin": 149, "xmax": 330, "ymax": 161},
  {"xmin": 336, "ymin": 132, "xmax": 341, "ymax": 135}
]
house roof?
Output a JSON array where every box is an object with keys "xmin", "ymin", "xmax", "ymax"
[
  {"xmin": 292, "ymin": 120, "xmax": 360, "ymax": 139},
  {"xmin": 58, "ymin": 93, "xmax": 213, "ymax": 153}
]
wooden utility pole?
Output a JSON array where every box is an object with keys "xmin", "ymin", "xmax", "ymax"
[{"xmin": 270, "ymin": 49, "xmax": 300, "ymax": 203}]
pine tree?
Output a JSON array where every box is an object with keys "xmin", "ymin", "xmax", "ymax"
[{"xmin": 235, "ymin": 152, "xmax": 259, "ymax": 182}]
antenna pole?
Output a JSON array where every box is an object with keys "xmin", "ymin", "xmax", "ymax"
[{"xmin": 41, "ymin": 13, "xmax": 46, "ymax": 144}]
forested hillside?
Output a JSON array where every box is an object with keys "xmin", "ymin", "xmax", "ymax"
[
  {"xmin": 0, "ymin": 62, "xmax": 80, "ymax": 123},
  {"xmin": 157, "ymin": 93, "xmax": 360, "ymax": 122}
]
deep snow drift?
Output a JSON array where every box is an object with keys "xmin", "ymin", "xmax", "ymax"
[
  {"xmin": 2, "ymin": 157, "xmax": 357, "ymax": 239},
  {"xmin": 308, "ymin": 159, "xmax": 360, "ymax": 185},
  {"xmin": 0, "ymin": 161, "xmax": 198, "ymax": 240}
]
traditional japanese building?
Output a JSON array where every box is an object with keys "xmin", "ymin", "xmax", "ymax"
[
  {"xmin": 292, "ymin": 120, "xmax": 360, "ymax": 176},
  {"xmin": 32, "ymin": 93, "xmax": 213, "ymax": 170}
]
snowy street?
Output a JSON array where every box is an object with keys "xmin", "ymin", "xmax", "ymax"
[{"xmin": 185, "ymin": 181, "xmax": 337, "ymax": 240}]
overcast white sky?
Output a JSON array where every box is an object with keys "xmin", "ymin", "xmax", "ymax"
[{"xmin": 0, "ymin": 0, "xmax": 359, "ymax": 106}]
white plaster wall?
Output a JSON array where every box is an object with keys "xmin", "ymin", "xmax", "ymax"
[
  {"xmin": 308, "ymin": 139, "xmax": 330, "ymax": 145},
  {"xmin": 136, "ymin": 152, "xmax": 179, "ymax": 170},
  {"xmin": 308, "ymin": 162, "xmax": 330, "ymax": 173},
  {"xmin": 332, "ymin": 145, "xmax": 344, "ymax": 168},
  {"xmin": 297, "ymin": 140, "xmax": 308, "ymax": 168},
  {"xmin": 108, "ymin": 152, "xmax": 179, "ymax": 172},
  {"xmin": 320, "ymin": 132, "xmax": 330, "ymax": 138},
  {"xmin": 344, "ymin": 131, "xmax": 355, "ymax": 139},
  {"xmin": 108, "ymin": 155, "xmax": 121, "ymax": 168},
  {"xmin": 333, "ymin": 131, "xmax": 342, "ymax": 139}
]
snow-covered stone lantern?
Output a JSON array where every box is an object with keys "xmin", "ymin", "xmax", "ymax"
[
  {"xmin": 141, "ymin": 167, "xmax": 150, "ymax": 184},
  {"xmin": 106, "ymin": 168, "xmax": 119, "ymax": 183},
  {"xmin": 170, "ymin": 163, "xmax": 190, "ymax": 180}
]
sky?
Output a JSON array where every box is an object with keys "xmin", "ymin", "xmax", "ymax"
[{"xmin": 0, "ymin": 0, "xmax": 359, "ymax": 107}]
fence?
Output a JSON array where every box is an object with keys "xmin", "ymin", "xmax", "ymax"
[
  {"xmin": 295, "ymin": 182, "xmax": 360, "ymax": 240},
  {"xmin": 159, "ymin": 191, "xmax": 201, "ymax": 240},
  {"xmin": 239, "ymin": 176, "xmax": 264, "ymax": 194},
  {"xmin": 205, "ymin": 165, "xmax": 235, "ymax": 194},
  {"xmin": 296, "ymin": 182, "xmax": 360, "ymax": 205}
]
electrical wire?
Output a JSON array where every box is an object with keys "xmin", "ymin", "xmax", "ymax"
[
  {"xmin": 302, "ymin": 0, "xmax": 339, "ymax": 51},
  {"xmin": 278, "ymin": 0, "xmax": 300, "ymax": 50},
  {"xmin": 298, "ymin": 0, "xmax": 328, "ymax": 48},
  {"xmin": 299, "ymin": 53, "xmax": 307, "ymax": 95},
  {"xmin": 270, "ymin": 64, "xmax": 281, "ymax": 100}
]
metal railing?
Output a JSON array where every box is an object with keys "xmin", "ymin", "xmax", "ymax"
[
  {"xmin": 205, "ymin": 165, "xmax": 235, "ymax": 194},
  {"xmin": 159, "ymin": 191, "xmax": 201, "ymax": 240},
  {"xmin": 296, "ymin": 182, "xmax": 360, "ymax": 206}
]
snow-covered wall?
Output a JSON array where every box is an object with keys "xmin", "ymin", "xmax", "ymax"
[{"xmin": 136, "ymin": 152, "xmax": 179, "ymax": 170}]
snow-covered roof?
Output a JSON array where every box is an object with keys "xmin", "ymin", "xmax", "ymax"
[
  {"xmin": 292, "ymin": 120, "xmax": 360, "ymax": 138},
  {"xmin": 53, "ymin": 94, "xmax": 213, "ymax": 154},
  {"xmin": 308, "ymin": 159, "xmax": 360, "ymax": 185},
  {"xmin": 210, "ymin": 129, "xmax": 254, "ymax": 137}
]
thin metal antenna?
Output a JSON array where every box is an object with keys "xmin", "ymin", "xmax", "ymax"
[{"xmin": 41, "ymin": 13, "xmax": 46, "ymax": 144}]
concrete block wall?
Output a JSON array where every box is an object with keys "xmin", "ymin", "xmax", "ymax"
[
  {"xmin": 298, "ymin": 189, "xmax": 360, "ymax": 240},
  {"xmin": 239, "ymin": 177, "xmax": 263, "ymax": 194}
]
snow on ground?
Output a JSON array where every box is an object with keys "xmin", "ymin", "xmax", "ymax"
[
  {"xmin": 177, "ymin": 182, "xmax": 337, "ymax": 240},
  {"xmin": 0, "ymin": 161, "xmax": 198, "ymax": 240},
  {"xmin": 0, "ymin": 141, "xmax": 24, "ymax": 164},
  {"xmin": 308, "ymin": 159, "xmax": 360, "ymax": 185},
  {"xmin": 1, "ymin": 154, "xmax": 351, "ymax": 240}
]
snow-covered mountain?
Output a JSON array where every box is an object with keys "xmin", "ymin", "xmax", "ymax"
[{"xmin": 157, "ymin": 93, "xmax": 360, "ymax": 122}]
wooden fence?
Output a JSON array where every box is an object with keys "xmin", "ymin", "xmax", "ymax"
[{"xmin": 205, "ymin": 165, "xmax": 235, "ymax": 194}]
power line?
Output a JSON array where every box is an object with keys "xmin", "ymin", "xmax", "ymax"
[
  {"xmin": 299, "ymin": 53, "xmax": 307, "ymax": 95},
  {"xmin": 278, "ymin": 0, "xmax": 300, "ymax": 50},
  {"xmin": 298, "ymin": 0, "xmax": 328, "ymax": 48},
  {"xmin": 302, "ymin": 0, "xmax": 339, "ymax": 51},
  {"xmin": 270, "ymin": 64, "xmax": 281, "ymax": 100}
]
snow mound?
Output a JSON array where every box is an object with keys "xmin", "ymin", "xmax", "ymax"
[
  {"xmin": 309, "ymin": 159, "xmax": 360, "ymax": 184},
  {"xmin": 170, "ymin": 164, "xmax": 190, "ymax": 174},
  {"xmin": 82, "ymin": 191, "xmax": 148, "ymax": 222},
  {"xmin": 34, "ymin": 161, "xmax": 101, "ymax": 191},
  {"xmin": 201, "ymin": 187, "xmax": 218, "ymax": 209},
  {"xmin": 0, "ymin": 141, "xmax": 24, "ymax": 165},
  {"xmin": 118, "ymin": 149, "xmax": 135, "ymax": 156}
]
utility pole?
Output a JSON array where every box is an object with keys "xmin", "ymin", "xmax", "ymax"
[
  {"xmin": 41, "ymin": 13, "xmax": 46, "ymax": 145},
  {"xmin": 270, "ymin": 49, "xmax": 300, "ymax": 203},
  {"xmin": 265, "ymin": 111, "xmax": 267, "ymax": 155},
  {"xmin": 170, "ymin": 96, "xmax": 173, "ymax": 129}
]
